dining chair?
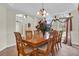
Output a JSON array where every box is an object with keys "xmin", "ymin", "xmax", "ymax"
[
  {"xmin": 33, "ymin": 31, "xmax": 56, "ymax": 56},
  {"xmin": 34, "ymin": 30, "xmax": 43, "ymax": 39},
  {"xmin": 35, "ymin": 30, "xmax": 60, "ymax": 56},
  {"xmin": 54, "ymin": 31, "xmax": 62, "ymax": 52},
  {"xmin": 48, "ymin": 30, "xmax": 59, "ymax": 55},
  {"xmin": 57, "ymin": 31, "xmax": 63, "ymax": 48},
  {"xmin": 51, "ymin": 30, "xmax": 59, "ymax": 54},
  {"xmin": 14, "ymin": 32, "xmax": 35, "ymax": 56},
  {"xmin": 25, "ymin": 31, "xmax": 32, "ymax": 40},
  {"xmin": 35, "ymin": 37, "xmax": 52, "ymax": 56}
]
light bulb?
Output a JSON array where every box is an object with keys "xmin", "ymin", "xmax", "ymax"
[
  {"xmin": 43, "ymin": 10, "xmax": 46, "ymax": 14},
  {"xmin": 37, "ymin": 11, "xmax": 40, "ymax": 15},
  {"xmin": 46, "ymin": 13, "xmax": 48, "ymax": 15}
]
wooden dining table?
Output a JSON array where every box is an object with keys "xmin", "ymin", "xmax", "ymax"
[
  {"xmin": 22, "ymin": 36, "xmax": 48, "ymax": 55},
  {"xmin": 22, "ymin": 37, "xmax": 48, "ymax": 48}
]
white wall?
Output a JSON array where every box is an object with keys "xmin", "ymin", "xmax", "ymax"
[
  {"xmin": 16, "ymin": 16, "xmax": 25, "ymax": 34},
  {"xmin": 7, "ymin": 7, "xmax": 16, "ymax": 47},
  {"xmin": 0, "ymin": 4, "xmax": 16, "ymax": 51},
  {"xmin": 71, "ymin": 9, "xmax": 79, "ymax": 45},
  {"xmin": 0, "ymin": 4, "xmax": 7, "ymax": 51},
  {"xmin": 16, "ymin": 22, "xmax": 23, "ymax": 34}
]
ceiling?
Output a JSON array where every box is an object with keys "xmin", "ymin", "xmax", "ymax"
[{"xmin": 8, "ymin": 3, "xmax": 77, "ymax": 17}]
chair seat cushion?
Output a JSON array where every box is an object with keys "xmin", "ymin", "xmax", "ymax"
[{"xmin": 38, "ymin": 44, "xmax": 48, "ymax": 52}]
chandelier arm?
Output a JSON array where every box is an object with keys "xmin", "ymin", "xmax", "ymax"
[
  {"xmin": 37, "ymin": 3, "xmax": 48, "ymax": 17},
  {"xmin": 42, "ymin": 3, "xmax": 44, "ymax": 9}
]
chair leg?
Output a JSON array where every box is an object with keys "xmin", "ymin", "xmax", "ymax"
[
  {"xmin": 55, "ymin": 43, "xmax": 59, "ymax": 52},
  {"xmin": 55, "ymin": 44, "xmax": 57, "ymax": 52},
  {"xmin": 51, "ymin": 48, "xmax": 55, "ymax": 56},
  {"xmin": 18, "ymin": 52, "xmax": 20, "ymax": 56},
  {"xmin": 60, "ymin": 42, "xmax": 62, "ymax": 48},
  {"xmin": 57, "ymin": 43, "xmax": 59, "ymax": 50}
]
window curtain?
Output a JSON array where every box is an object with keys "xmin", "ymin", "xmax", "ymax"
[
  {"xmin": 63, "ymin": 17, "xmax": 72, "ymax": 46},
  {"xmin": 69, "ymin": 17, "xmax": 72, "ymax": 46},
  {"xmin": 70, "ymin": 17, "xmax": 72, "ymax": 31}
]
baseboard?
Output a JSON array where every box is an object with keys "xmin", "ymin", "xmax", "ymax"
[
  {"xmin": 6, "ymin": 43, "xmax": 16, "ymax": 48},
  {"xmin": 0, "ymin": 46, "xmax": 7, "ymax": 52},
  {"xmin": 0, "ymin": 43, "xmax": 16, "ymax": 52},
  {"xmin": 72, "ymin": 43, "xmax": 79, "ymax": 45}
]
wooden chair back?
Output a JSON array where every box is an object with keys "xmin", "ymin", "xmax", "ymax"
[
  {"xmin": 14, "ymin": 32, "xmax": 25, "ymax": 56},
  {"xmin": 35, "ymin": 30, "xmax": 59, "ymax": 56},
  {"xmin": 58, "ymin": 31, "xmax": 63, "ymax": 47},
  {"xmin": 45, "ymin": 33, "xmax": 53, "ymax": 55},
  {"xmin": 59, "ymin": 31, "xmax": 63, "ymax": 41},
  {"xmin": 25, "ymin": 31, "xmax": 32, "ymax": 40},
  {"xmin": 36, "ymin": 32, "xmax": 53, "ymax": 56},
  {"xmin": 34, "ymin": 30, "xmax": 43, "ymax": 39},
  {"xmin": 50, "ymin": 30, "xmax": 59, "ymax": 55},
  {"xmin": 43, "ymin": 30, "xmax": 58, "ymax": 55}
]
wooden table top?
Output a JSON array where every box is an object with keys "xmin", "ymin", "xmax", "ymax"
[{"xmin": 22, "ymin": 37, "xmax": 48, "ymax": 48}]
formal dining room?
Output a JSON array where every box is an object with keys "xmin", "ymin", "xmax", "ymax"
[{"xmin": 0, "ymin": 3, "xmax": 79, "ymax": 56}]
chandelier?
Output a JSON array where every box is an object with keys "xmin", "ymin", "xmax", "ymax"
[{"xmin": 37, "ymin": 3, "xmax": 48, "ymax": 17}]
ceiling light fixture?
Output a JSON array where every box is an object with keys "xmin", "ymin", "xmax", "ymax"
[{"xmin": 37, "ymin": 3, "xmax": 48, "ymax": 17}]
